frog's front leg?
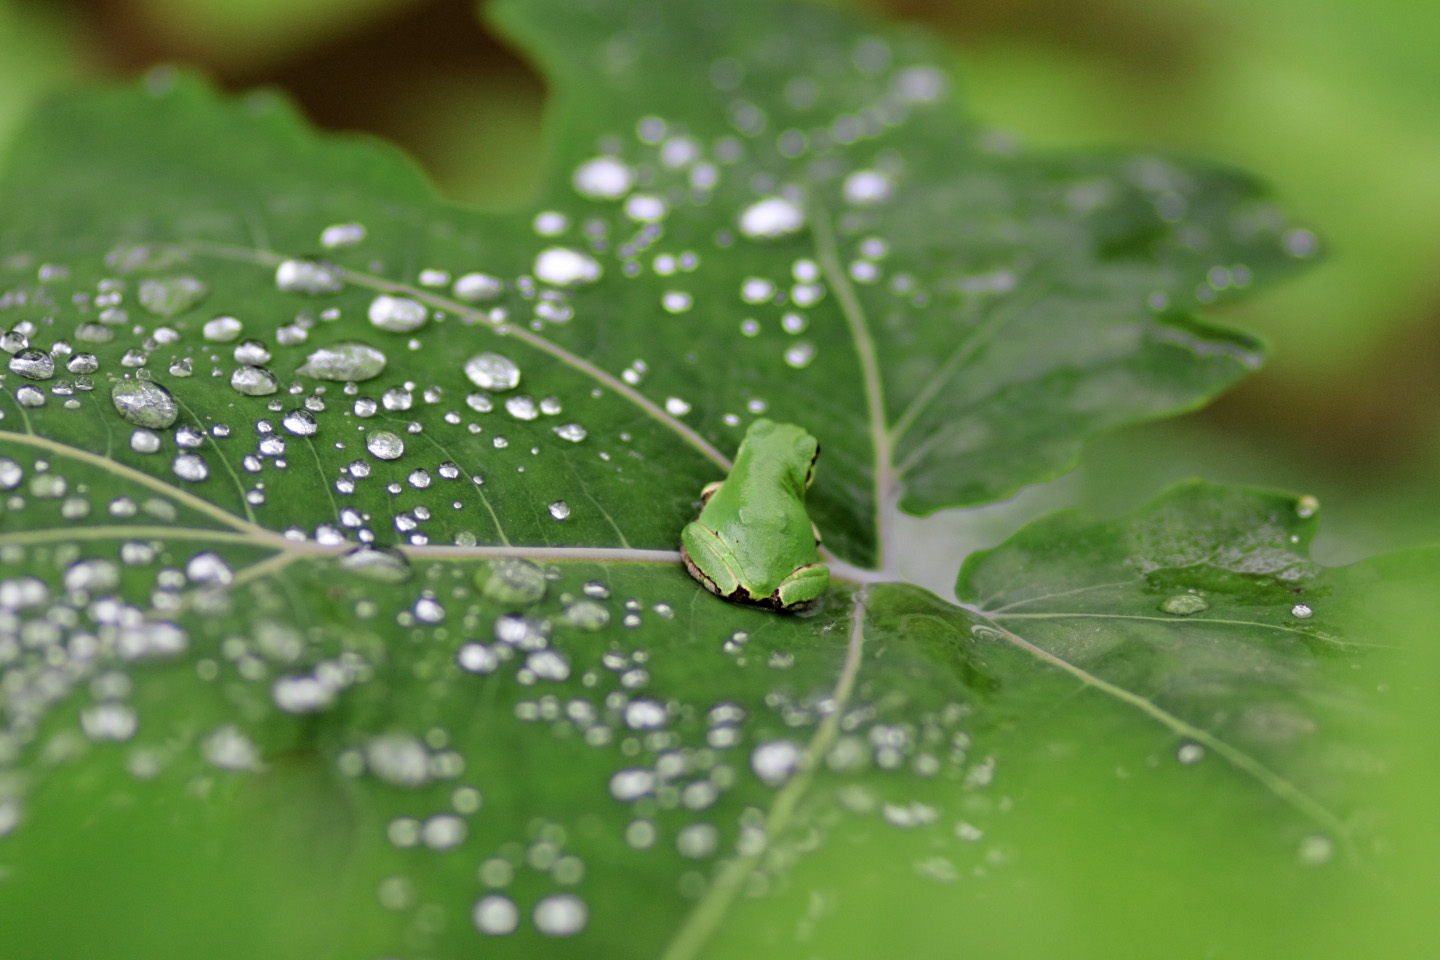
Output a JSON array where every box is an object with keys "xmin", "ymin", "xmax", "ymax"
[
  {"xmin": 773, "ymin": 562, "xmax": 830, "ymax": 610},
  {"xmin": 680, "ymin": 521, "xmax": 744, "ymax": 598}
]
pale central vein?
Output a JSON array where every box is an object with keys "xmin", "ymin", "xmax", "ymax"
[
  {"xmin": 660, "ymin": 588, "xmax": 870, "ymax": 960},
  {"xmin": 985, "ymin": 619, "xmax": 1355, "ymax": 853},
  {"xmin": 185, "ymin": 240, "xmax": 733, "ymax": 473},
  {"xmin": 991, "ymin": 611, "xmax": 1393, "ymax": 648},
  {"xmin": 811, "ymin": 205, "xmax": 892, "ymax": 572}
]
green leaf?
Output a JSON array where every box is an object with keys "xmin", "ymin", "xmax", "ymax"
[{"xmin": 0, "ymin": 0, "xmax": 1417, "ymax": 958}]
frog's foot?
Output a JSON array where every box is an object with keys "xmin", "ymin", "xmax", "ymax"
[
  {"xmin": 772, "ymin": 562, "xmax": 830, "ymax": 611},
  {"xmin": 680, "ymin": 521, "xmax": 743, "ymax": 598}
]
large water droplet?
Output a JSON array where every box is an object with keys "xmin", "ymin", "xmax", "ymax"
[
  {"xmin": 297, "ymin": 341, "xmax": 386, "ymax": 381},
  {"xmin": 464, "ymin": 353, "xmax": 521, "ymax": 391},
  {"xmin": 8, "ymin": 349, "xmax": 54, "ymax": 380},
  {"xmin": 368, "ymin": 294, "xmax": 428, "ymax": 333},
  {"xmin": 231, "ymin": 365, "xmax": 279, "ymax": 396},
  {"xmin": 738, "ymin": 196, "xmax": 805, "ymax": 239},
  {"xmin": 534, "ymin": 248, "xmax": 601, "ymax": 287},
  {"xmin": 1159, "ymin": 594, "xmax": 1208, "ymax": 616},
  {"xmin": 172, "ymin": 453, "xmax": 209, "ymax": 482},
  {"xmin": 111, "ymin": 379, "xmax": 178, "ymax": 428},
  {"xmin": 138, "ymin": 275, "xmax": 207, "ymax": 316},
  {"xmin": 366, "ymin": 430, "xmax": 405, "ymax": 460},
  {"xmin": 276, "ymin": 259, "xmax": 344, "ymax": 294}
]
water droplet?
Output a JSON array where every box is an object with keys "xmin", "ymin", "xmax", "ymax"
[
  {"xmin": 66, "ymin": 353, "xmax": 98, "ymax": 374},
  {"xmin": 751, "ymin": 739, "xmax": 802, "ymax": 786},
  {"xmin": 548, "ymin": 500, "xmax": 571, "ymax": 521},
  {"xmin": 366, "ymin": 430, "xmax": 405, "ymax": 460},
  {"xmin": 843, "ymin": 169, "xmax": 894, "ymax": 205},
  {"xmin": 624, "ymin": 193, "xmax": 668, "ymax": 222},
  {"xmin": 169, "ymin": 358, "xmax": 193, "ymax": 377},
  {"xmin": 366, "ymin": 734, "xmax": 430, "ymax": 787},
  {"xmin": 172, "ymin": 453, "xmax": 209, "ymax": 482},
  {"xmin": 320, "ymin": 222, "xmax": 365, "ymax": 248},
  {"xmin": 1177, "ymin": 743, "xmax": 1205, "ymax": 765},
  {"xmin": 504, "ymin": 395, "xmax": 539, "ymax": 421},
  {"xmin": 665, "ymin": 397, "xmax": 691, "ymax": 416},
  {"xmin": 231, "ymin": 366, "xmax": 278, "ymax": 396},
  {"xmin": 337, "ymin": 545, "xmax": 412, "ymax": 583},
  {"xmin": 129, "ymin": 428, "xmax": 162, "ymax": 453},
  {"xmin": 111, "ymin": 379, "xmax": 178, "ymax": 428},
  {"xmin": 1159, "ymin": 594, "xmax": 1208, "ymax": 616},
  {"xmin": 676, "ymin": 822, "xmax": 719, "ymax": 859},
  {"xmin": 533, "ymin": 894, "xmax": 587, "ymax": 937},
  {"xmin": 662, "ymin": 291, "xmax": 692, "ymax": 313},
  {"xmin": 1296, "ymin": 495, "xmax": 1319, "ymax": 519},
  {"xmin": 474, "ymin": 896, "xmax": 519, "ymax": 936},
  {"xmin": 281, "ymin": 409, "xmax": 318, "ymax": 436},
  {"xmin": 783, "ymin": 341, "xmax": 816, "ymax": 368},
  {"xmin": 297, "ymin": 341, "xmax": 387, "ymax": 381},
  {"xmin": 562, "ymin": 599, "xmax": 609, "ymax": 631},
  {"xmin": 81, "ymin": 703, "xmax": 138, "ymax": 741},
  {"xmin": 8, "ymin": 349, "xmax": 54, "ymax": 380},
  {"xmin": 203, "ymin": 725, "xmax": 262, "ymax": 771},
  {"xmin": 1291, "ymin": 603, "xmax": 1313, "ymax": 619},
  {"xmin": 203, "ymin": 316, "xmax": 243, "ymax": 341},
  {"xmin": 276, "ymin": 258, "xmax": 344, "ymax": 294},
  {"xmin": 1298, "ymin": 835, "xmax": 1333, "ymax": 866},
  {"xmin": 453, "ymin": 272, "xmax": 503, "ymax": 302},
  {"xmin": 464, "ymin": 353, "xmax": 521, "ymax": 391},
  {"xmin": 368, "ymin": 294, "xmax": 427, "ymax": 333},
  {"xmin": 0, "ymin": 458, "xmax": 22, "ymax": 490},
  {"xmin": 381, "ymin": 387, "xmax": 412, "ymax": 411},
  {"xmin": 553, "ymin": 423, "xmax": 586, "ymax": 442},
  {"xmin": 233, "ymin": 339, "xmax": 271, "ymax": 365},
  {"xmin": 534, "ymin": 248, "xmax": 601, "ymax": 287},
  {"xmin": 573, "ymin": 156, "xmax": 634, "ymax": 200},
  {"xmin": 138, "ymin": 275, "xmax": 207, "ymax": 316},
  {"xmin": 186, "ymin": 551, "xmax": 233, "ymax": 585},
  {"xmin": 15, "ymin": 384, "xmax": 46, "ymax": 406},
  {"xmin": 738, "ymin": 196, "xmax": 805, "ymax": 239},
  {"xmin": 477, "ymin": 558, "xmax": 547, "ymax": 605}
]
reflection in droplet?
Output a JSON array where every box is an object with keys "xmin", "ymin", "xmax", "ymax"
[{"xmin": 111, "ymin": 379, "xmax": 178, "ymax": 429}]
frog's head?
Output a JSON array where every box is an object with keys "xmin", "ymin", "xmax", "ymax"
[{"xmin": 746, "ymin": 419, "xmax": 819, "ymax": 491}]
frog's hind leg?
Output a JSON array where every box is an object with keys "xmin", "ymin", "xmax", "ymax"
[
  {"xmin": 773, "ymin": 562, "xmax": 830, "ymax": 611},
  {"xmin": 681, "ymin": 521, "xmax": 744, "ymax": 599}
]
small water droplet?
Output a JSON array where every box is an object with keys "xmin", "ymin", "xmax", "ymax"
[
  {"xmin": 66, "ymin": 353, "xmax": 99, "ymax": 374},
  {"xmin": 320, "ymin": 222, "xmax": 366, "ymax": 249},
  {"xmin": 203, "ymin": 316, "xmax": 243, "ymax": 341},
  {"xmin": 452, "ymin": 273, "xmax": 503, "ymax": 302},
  {"xmin": 464, "ymin": 353, "xmax": 521, "ymax": 391},
  {"xmin": 111, "ymin": 379, "xmax": 178, "ymax": 428},
  {"xmin": 1291, "ymin": 603, "xmax": 1313, "ymax": 619},
  {"xmin": 281, "ymin": 409, "xmax": 318, "ymax": 436},
  {"xmin": 474, "ymin": 896, "xmax": 519, "ymax": 936},
  {"xmin": 751, "ymin": 739, "xmax": 802, "ymax": 786},
  {"xmin": 783, "ymin": 341, "xmax": 816, "ymax": 368},
  {"xmin": 533, "ymin": 894, "xmax": 587, "ymax": 937},
  {"xmin": 662, "ymin": 291, "xmax": 692, "ymax": 313},
  {"xmin": 233, "ymin": 339, "xmax": 271, "ymax": 365},
  {"xmin": 129, "ymin": 428, "xmax": 162, "ymax": 453},
  {"xmin": 548, "ymin": 500, "xmax": 571, "ymax": 521},
  {"xmin": 366, "ymin": 430, "xmax": 405, "ymax": 460},
  {"xmin": 534, "ymin": 248, "xmax": 601, "ymax": 287},
  {"xmin": 553, "ymin": 423, "xmax": 586, "ymax": 442},
  {"xmin": 843, "ymin": 169, "xmax": 894, "ymax": 205},
  {"xmin": 1297, "ymin": 835, "xmax": 1333, "ymax": 866},
  {"xmin": 276, "ymin": 259, "xmax": 344, "ymax": 294},
  {"xmin": 337, "ymin": 545, "xmax": 412, "ymax": 583},
  {"xmin": 231, "ymin": 365, "xmax": 279, "ymax": 396},
  {"xmin": 368, "ymin": 294, "xmax": 427, "ymax": 333},
  {"xmin": 1295, "ymin": 495, "xmax": 1319, "ymax": 519},
  {"xmin": 738, "ymin": 196, "xmax": 805, "ymax": 239},
  {"xmin": 1159, "ymin": 594, "xmax": 1208, "ymax": 616},
  {"xmin": 1177, "ymin": 743, "xmax": 1205, "ymax": 765},
  {"xmin": 573, "ymin": 156, "xmax": 634, "ymax": 200},
  {"xmin": 665, "ymin": 397, "xmax": 691, "ymax": 416},
  {"xmin": 505, "ymin": 395, "xmax": 539, "ymax": 421},
  {"xmin": 478, "ymin": 558, "xmax": 548, "ymax": 605},
  {"xmin": 297, "ymin": 341, "xmax": 386, "ymax": 381},
  {"xmin": 562, "ymin": 598, "xmax": 608, "ymax": 631},
  {"xmin": 624, "ymin": 193, "xmax": 668, "ymax": 222},
  {"xmin": 172, "ymin": 453, "xmax": 209, "ymax": 482}
]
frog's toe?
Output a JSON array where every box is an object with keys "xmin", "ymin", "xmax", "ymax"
[{"xmin": 773, "ymin": 562, "xmax": 830, "ymax": 610}]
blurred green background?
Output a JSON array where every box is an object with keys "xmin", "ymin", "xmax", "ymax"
[
  {"xmin": 1, "ymin": 2, "xmax": 1436, "ymax": 956},
  {"xmin": 2, "ymin": 0, "xmax": 1435, "ymax": 565}
]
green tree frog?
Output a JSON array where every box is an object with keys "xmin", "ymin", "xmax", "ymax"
[{"xmin": 681, "ymin": 419, "xmax": 830, "ymax": 611}]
